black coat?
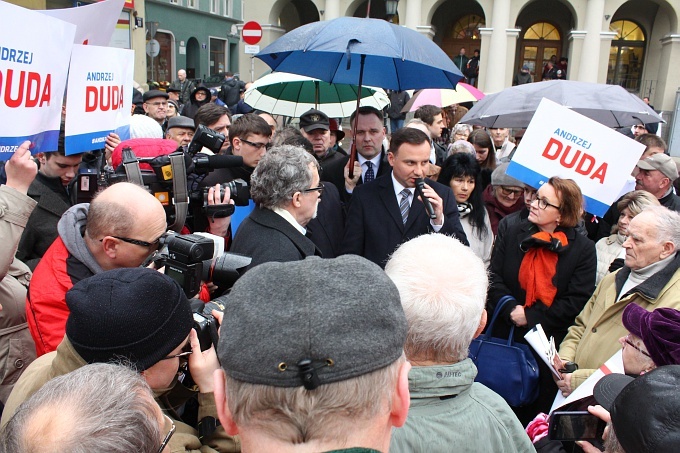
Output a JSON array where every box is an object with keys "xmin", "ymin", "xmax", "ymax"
[
  {"xmin": 341, "ymin": 174, "xmax": 468, "ymax": 268},
  {"xmin": 16, "ymin": 173, "xmax": 74, "ymax": 270},
  {"xmin": 230, "ymin": 207, "xmax": 321, "ymax": 272},
  {"xmin": 305, "ymin": 183, "xmax": 344, "ymax": 258},
  {"xmin": 321, "ymin": 150, "xmax": 391, "ymax": 203}
]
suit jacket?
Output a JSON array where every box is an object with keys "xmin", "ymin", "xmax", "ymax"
[
  {"xmin": 305, "ymin": 183, "xmax": 344, "ymax": 258},
  {"xmin": 230, "ymin": 207, "xmax": 321, "ymax": 271},
  {"xmin": 341, "ymin": 174, "xmax": 469, "ymax": 268},
  {"xmin": 321, "ymin": 150, "xmax": 390, "ymax": 203}
]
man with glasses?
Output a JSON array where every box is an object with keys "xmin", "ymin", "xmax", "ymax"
[
  {"xmin": 556, "ymin": 205, "xmax": 680, "ymax": 396},
  {"xmin": 143, "ymin": 90, "xmax": 169, "ymax": 131},
  {"xmin": 26, "ymin": 182, "xmax": 168, "ymax": 356},
  {"xmin": 230, "ymin": 145, "xmax": 322, "ymax": 271},
  {"xmin": 3, "ymin": 268, "xmax": 238, "ymax": 452}
]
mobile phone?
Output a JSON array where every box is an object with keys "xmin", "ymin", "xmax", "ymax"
[{"xmin": 548, "ymin": 411, "xmax": 606, "ymax": 442}]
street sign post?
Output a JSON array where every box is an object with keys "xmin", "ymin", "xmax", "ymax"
[{"xmin": 242, "ymin": 21, "xmax": 262, "ymax": 45}]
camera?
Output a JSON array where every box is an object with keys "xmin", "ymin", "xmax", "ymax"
[
  {"xmin": 187, "ymin": 124, "xmax": 225, "ymax": 156},
  {"xmin": 190, "ymin": 299, "xmax": 226, "ymax": 351},
  {"xmin": 196, "ymin": 178, "xmax": 251, "ymax": 208},
  {"xmin": 158, "ymin": 231, "xmax": 251, "ymax": 299}
]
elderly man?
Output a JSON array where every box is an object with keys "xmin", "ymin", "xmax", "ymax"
[
  {"xmin": 169, "ymin": 69, "xmax": 195, "ymax": 105},
  {"xmin": 230, "ymin": 145, "xmax": 322, "ymax": 271},
  {"xmin": 341, "ymin": 128, "xmax": 468, "ymax": 267},
  {"xmin": 3, "ymin": 268, "xmax": 236, "ymax": 452},
  {"xmin": 489, "ymin": 127, "xmax": 515, "ymax": 163},
  {"xmin": 634, "ymin": 153, "xmax": 680, "ymax": 210},
  {"xmin": 386, "ymin": 234, "xmax": 534, "ymax": 452},
  {"xmin": 142, "ymin": 90, "xmax": 169, "ymax": 130},
  {"xmin": 26, "ymin": 182, "xmax": 167, "ymax": 356},
  {"xmin": 299, "ymin": 108, "xmax": 345, "ymax": 172},
  {"xmin": 0, "ymin": 363, "xmax": 169, "ymax": 452},
  {"xmin": 165, "ymin": 116, "xmax": 196, "ymax": 148},
  {"xmin": 212, "ymin": 255, "xmax": 410, "ymax": 452},
  {"xmin": 557, "ymin": 205, "xmax": 680, "ymax": 394}
]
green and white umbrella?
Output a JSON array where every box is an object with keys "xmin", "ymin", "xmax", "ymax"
[{"xmin": 244, "ymin": 71, "xmax": 390, "ymax": 118}]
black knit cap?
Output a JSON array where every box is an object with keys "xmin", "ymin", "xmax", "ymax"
[{"xmin": 65, "ymin": 268, "xmax": 193, "ymax": 371}]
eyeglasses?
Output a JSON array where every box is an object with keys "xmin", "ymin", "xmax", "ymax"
[
  {"xmin": 532, "ymin": 197, "xmax": 561, "ymax": 210},
  {"xmin": 302, "ymin": 184, "xmax": 324, "ymax": 195},
  {"xmin": 158, "ymin": 414, "xmax": 176, "ymax": 453},
  {"xmin": 499, "ymin": 186, "xmax": 524, "ymax": 197},
  {"xmin": 240, "ymin": 138, "xmax": 271, "ymax": 150},
  {"xmin": 146, "ymin": 101, "xmax": 168, "ymax": 107},
  {"xmin": 624, "ymin": 334, "xmax": 651, "ymax": 358},
  {"xmin": 101, "ymin": 235, "xmax": 163, "ymax": 249}
]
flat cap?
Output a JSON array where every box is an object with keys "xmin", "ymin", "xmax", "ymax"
[
  {"xmin": 143, "ymin": 89, "xmax": 169, "ymax": 102},
  {"xmin": 167, "ymin": 115, "xmax": 196, "ymax": 131}
]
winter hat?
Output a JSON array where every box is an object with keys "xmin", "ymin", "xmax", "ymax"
[
  {"xmin": 65, "ymin": 268, "xmax": 193, "ymax": 371},
  {"xmin": 623, "ymin": 303, "xmax": 680, "ymax": 367},
  {"xmin": 218, "ymin": 255, "xmax": 407, "ymax": 389},
  {"xmin": 129, "ymin": 114, "xmax": 163, "ymax": 139},
  {"xmin": 491, "ymin": 162, "xmax": 524, "ymax": 187}
]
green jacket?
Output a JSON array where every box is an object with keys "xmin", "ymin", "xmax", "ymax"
[
  {"xmin": 1, "ymin": 337, "xmax": 240, "ymax": 452},
  {"xmin": 559, "ymin": 253, "xmax": 680, "ymax": 389},
  {"xmin": 390, "ymin": 360, "xmax": 534, "ymax": 453}
]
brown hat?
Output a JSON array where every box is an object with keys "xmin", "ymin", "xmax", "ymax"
[
  {"xmin": 637, "ymin": 153, "xmax": 679, "ymax": 181},
  {"xmin": 329, "ymin": 118, "xmax": 345, "ymax": 141}
]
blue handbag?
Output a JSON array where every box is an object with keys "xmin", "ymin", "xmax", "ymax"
[{"xmin": 468, "ymin": 295, "xmax": 540, "ymax": 407}]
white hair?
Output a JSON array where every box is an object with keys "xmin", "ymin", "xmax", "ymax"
[
  {"xmin": 640, "ymin": 205, "xmax": 680, "ymax": 248},
  {"xmin": 385, "ymin": 234, "xmax": 488, "ymax": 363}
]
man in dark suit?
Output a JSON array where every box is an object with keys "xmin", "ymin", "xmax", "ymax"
[
  {"xmin": 322, "ymin": 107, "xmax": 390, "ymax": 201},
  {"xmin": 230, "ymin": 145, "xmax": 322, "ymax": 271},
  {"xmin": 341, "ymin": 128, "xmax": 468, "ymax": 267}
]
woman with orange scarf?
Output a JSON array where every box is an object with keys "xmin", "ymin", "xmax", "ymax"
[{"xmin": 487, "ymin": 177, "xmax": 597, "ymax": 424}]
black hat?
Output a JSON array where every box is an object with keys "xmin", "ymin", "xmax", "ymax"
[
  {"xmin": 65, "ymin": 268, "xmax": 193, "ymax": 371},
  {"xmin": 167, "ymin": 116, "xmax": 196, "ymax": 131},
  {"xmin": 166, "ymin": 87, "xmax": 181, "ymax": 93},
  {"xmin": 132, "ymin": 89, "xmax": 144, "ymax": 106},
  {"xmin": 143, "ymin": 89, "xmax": 169, "ymax": 102},
  {"xmin": 299, "ymin": 109, "xmax": 330, "ymax": 133},
  {"xmin": 218, "ymin": 255, "xmax": 407, "ymax": 389}
]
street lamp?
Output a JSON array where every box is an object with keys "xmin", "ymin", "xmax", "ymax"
[{"xmin": 385, "ymin": 0, "xmax": 399, "ymax": 22}]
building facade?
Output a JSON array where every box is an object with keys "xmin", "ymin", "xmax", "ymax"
[
  {"xmin": 145, "ymin": 0, "xmax": 243, "ymax": 83},
  {"xmin": 239, "ymin": 0, "xmax": 680, "ymax": 114}
]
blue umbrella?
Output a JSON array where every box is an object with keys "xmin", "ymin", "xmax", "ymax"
[
  {"xmin": 256, "ymin": 17, "xmax": 463, "ymax": 90},
  {"xmin": 257, "ymin": 17, "xmax": 464, "ymax": 175}
]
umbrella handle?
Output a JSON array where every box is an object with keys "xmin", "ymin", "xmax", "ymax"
[{"xmin": 349, "ymin": 53, "xmax": 366, "ymax": 180}]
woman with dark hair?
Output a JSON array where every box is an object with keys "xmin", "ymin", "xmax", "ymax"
[
  {"xmin": 488, "ymin": 177, "xmax": 596, "ymax": 424},
  {"xmin": 438, "ymin": 153, "xmax": 493, "ymax": 266},
  {"xmin": 468, "ymin": 129, "xmax": 496, "ymax": 190}
]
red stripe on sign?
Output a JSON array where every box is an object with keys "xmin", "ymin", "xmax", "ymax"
[
  {"xmin": 600, "ymin": 364, "xmax": 612, "ymax": 375},
  {"xmin": 243, "ymin": 30, "xmax": 262, "ymax": 36}
]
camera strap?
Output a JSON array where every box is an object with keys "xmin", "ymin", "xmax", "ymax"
[
  {"xmin": 121, "ymin": 148, "xmax": 144, "ymax": 185},
  {"xmin": 169, "ymin": 153, "xmax": 189, "ymax": 233}
]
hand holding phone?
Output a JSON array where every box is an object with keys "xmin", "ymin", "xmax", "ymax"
[{"xmin": 548, "ymin": 411, "xmax": 606, "ymax": 442}]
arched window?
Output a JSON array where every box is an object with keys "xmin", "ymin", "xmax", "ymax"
[
  {"xmin": 450, "ymin": 14, "xmax": 485, "ymax": 40},
  {"xmin": 607, "ymin": 20, "xmax": 645, "ymax": 91},
  {"xmin": 519, "ymin": 22, "xmax": 562, "ymax": 80}
]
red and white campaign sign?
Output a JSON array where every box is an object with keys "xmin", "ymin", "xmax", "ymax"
[
  {"xmin": 242, "ymin": 21, "xmax": 262, "ymax": 45},
  {"xmin": 506, "ymin": 98, "xmax": 644, "ymax": 217},
  {"xmin": 0, "ymin": 2, "xmax": 75, "ymax": 158}
]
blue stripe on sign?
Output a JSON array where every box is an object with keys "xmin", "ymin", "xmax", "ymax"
[
  {"xmin": 65, "ymin": 130, "xmax": 113, "ymax": 155},
  {"xmin": 0, "ymin": 130, "xmax": 60, "ymax": 159},
  {"xmin": 506, "ymin": 161, "xmax": 611, "ymax": 217}
]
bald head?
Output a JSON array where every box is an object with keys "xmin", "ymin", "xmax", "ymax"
[{"xmin": 85, "ymin": 183, "xmax": 167, "ymax": 270}]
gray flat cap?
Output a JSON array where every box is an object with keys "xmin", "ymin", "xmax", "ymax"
[
  {"xmin": 167, "ymin": 115, "xmax": 196, "ymax": 131},
  {"xmin": 217, "ymin": 255, "xmax": 407, "ymax": 389}
]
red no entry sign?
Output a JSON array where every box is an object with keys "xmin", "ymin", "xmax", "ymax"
[{"xmin": 242, "ymin": 21, "xmax": 262, "ymax": 45}]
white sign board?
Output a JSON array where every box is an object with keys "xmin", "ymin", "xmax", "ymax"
[
  {"xmin": 244, "ymin": 45, "xmax": 260, "ymax": 54},
  {"xmin": 65, "ymin": 45, "xmax": 134, "ymax": 155},
  {"xmin": 41, "ymin": 0, "xmax": 125, "ymax": 46},
  {"xmin": 507, "ymin": 99, "xmax": 645, "ymax": 217},
  {"xmin": 0, "ymin": 2, "xmax": 75, "ymax": 158}
]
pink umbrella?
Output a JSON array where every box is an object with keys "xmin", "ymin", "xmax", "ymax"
[{"xmin": 401, "ymin": 83, "xmax": 485, "ymax": 112}]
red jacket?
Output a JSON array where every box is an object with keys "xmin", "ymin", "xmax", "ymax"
[{"xmin": 26, "ymin": 237, "xmax": 95, "ymax": 356}]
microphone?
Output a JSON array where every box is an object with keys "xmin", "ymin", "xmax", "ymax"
[
  {"xmin": 193, "ymin": 153, "xmax": 244, "ymax": 169},
  {"xmin": 415, "ymin": 178, "xmax": 437, "ymax": 219}
]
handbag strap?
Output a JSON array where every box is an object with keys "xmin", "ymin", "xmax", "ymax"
[{"xmin": 483, "ymin": 295, "xmax": 516, "ymax": 341}]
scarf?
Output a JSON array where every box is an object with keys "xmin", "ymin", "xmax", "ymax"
[
  {"xmin": 518, "ymin": 231, "xmax": 568, "ymax": 308},
  {"xmin": 457, "ymin": 201, "xmax": 472, "ymax": 218}
]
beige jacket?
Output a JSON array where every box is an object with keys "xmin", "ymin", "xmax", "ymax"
[
  {"xmin": 0, "ymin": 185, "xmax": 37, "ymax": 403},
  {"xmin": 559, "ymin": 254, "xmax": 680, "ymax": 389}
]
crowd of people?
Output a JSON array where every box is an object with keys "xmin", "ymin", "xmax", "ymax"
[{"xmin": 0, "ymin": 68, "xmax": 679, "ymax": 453}]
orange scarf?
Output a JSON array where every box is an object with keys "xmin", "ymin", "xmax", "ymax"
[{"xmin": 518, "ymin": 231, "xmax": 568, "ymax": 308}]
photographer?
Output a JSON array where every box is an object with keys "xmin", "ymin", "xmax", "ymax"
[
  {"xmin": 2, "ymin": 268, "xmax": 239, "ymax": 452},
  {"xmin": 27, "ymin": 182, "xmax": 168, "ymax": 356},
  {"xmin": 0, "ymin": 142, "xmax": 39, "ymax": 404}
]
